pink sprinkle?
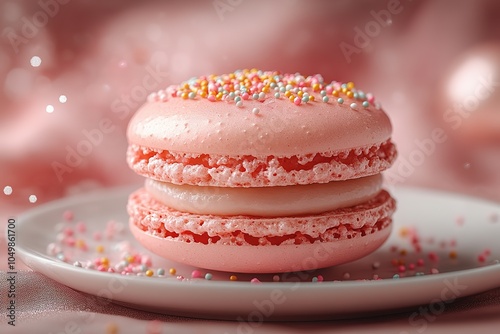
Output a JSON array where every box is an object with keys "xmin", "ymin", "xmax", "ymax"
[
  {"xmin": 316, "ymin": 275, "xmax": 324, "ymax": 282},
  {"xmin": 75, "ymin": 222, "xmax": 86, "ymax": 233},
  {"xmin": 63, "ymin": 210, "xmax": 74, "ymax": 222},
  {"xmin": 417, "ymin": 258, "xmax": 425, "ymax": 266},
  {"xmin": 242, "ymin": 92, "xmax": 250, "ymax": 100},
  {"xmin": 325, "ymin": 86, "xmax": 333, "ymax": 94},
  {"xmin": 107, "ymin": 268, "xmax": 115, "ymax": 273},
  {"xmin": 408, "ymin": 263, "xmax": 416, "ymax": 270},
  {"xmin": 250, "ymin": 278, "xmax": 261, "ymax": 284},
  {"xmin": 97, "ymin": 265, "xmax": 107, "ymax": 272},
  {"xmin": 93, "ymin": 232, "xmax": 102, "ymax": 241},
  {"xmin": 428, "ymin": 252, "xmax": 439, "ymax": 262},
  {"xmin": 191, "ymin": 270, "xmax": 203, "ymax": 279},
  {"xmin": 272, "ymin": 275, "xmax": 280, "ymax": 282},
  {"xmin": 366, "ymin": 93, "xmax": 375, "ymax": 103},
  {"xmin": 176, "ymin": 275, "xmax": 185, "ymax": 280},
  {"xmin": 398, "ymin": 265, "xmax": 406, "ymax": 273},
  {"xmin": 207, "ymin": 95, "xmax": 216, "ymax": 102},
  {"xmin": 65, "ymin": 237, "xmax": 75, "ymax": 247},
  {"xmin": 63, "ymin": 227, "xmax": 74, "ymax": 237},
  {"xmin": 450, "ymin": 239, "xmax": 457, "ymax": 247},
  {"xmin": 478, "ymin": 254, "xmax": 487, "ymax": 263},
  {"xmin": 430, "ymin": 268, "xmax": 439, "ymax": 274},
  {"xmin": 141, "ymin": 255, "xmax": 152, "ymax": 267},
  {"xmin": 293, "ymin": 97, "xmax": 301, "ymax": 105}
]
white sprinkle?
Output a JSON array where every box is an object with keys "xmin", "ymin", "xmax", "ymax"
[
  {"xmin": 59, "ymin": 95, "xmax": 67, "ymax": 103},
  {"xmin": 29, "ymin": 194, "xmax": 37, "ymax": 203},
  {"xmin": 3, "ymin": 186, "xmax": 13, "ymax": 195},
  {"xmin": 30, "ymin": 56, "xmax": 42, "ymax": 67},
  {"xmin": 350, "ymin": 103, "xmax": 357, "ymax": 110},
  {"xmin": 252, "ymin": 107, "xmax": 260, "ymax": 115},
  {"xmin": 46, "ymin": 105, "xmax": 54, "ymax": 113},
  {"xmin": 236, "ymin": 101, "xmax": 243, "ymax": 108}
]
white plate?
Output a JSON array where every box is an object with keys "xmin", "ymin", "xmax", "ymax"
[{"xmin": 15, "ymin": 186, "xmax": 500, "ymax": 321}]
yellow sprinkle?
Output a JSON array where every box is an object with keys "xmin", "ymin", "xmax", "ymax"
[
  {"xmin": 284, "ymin": 91, "xmax": 292, "ymax": 98},
  {"xmin": 341, "ymin": 87, "xmax": 347, "ymax": 94},
  {"xmin": 332, "ymin": 90, "xmax": 339, "ymax": 97},
  {"xmin": 169, "ymin": 268, "xmax": 176, "ymax": 275},
  {"xmin": 216, "ymin": 92, "xmax": 223, "ymax": 100},
  {"xmin": 76, "ymin": 239, "xmax": 85, "ymax": 249},
  {"xmin": 312, "ymin": 83, "xmax": 320, "ymax": 91},
  {"xmin": 229, "ymin": 275, "xmax": 238, "ymax": 281},
  {"xmin": 200, "ymin": 91, "xmax": 207, "ymax": 98},
  {"xmin": 181, "ymin": 92, "xmax": 188, "ymax": 100},
  {"xmin": 262, "ymin": 86, "xmax": 270, "ymax": 93},
  {"xmin": 182, "ymin": 83, "xmax": 190, "ymax": 89},
  {"xmin": 96, "ymin": 245, "xmax": 104, "ymax": 253},
  {"xmin": 346, "ymin": 91, "xmax": 354, "ymax": 98},
  {"xmin": 449, "ymin": 251, "xmax": 457, "ymax": 259},
  {"xmin": 289, "ymin": 95, "xmax": 295, "ymax": 102},
  {"xmin": 347, "ymin": 82, "xmax": 355, "ymax": 90},
  {"xmin": 101, "ymin": 257, "xmax": 109, "ymax": 266},
  {"xmin": 399, "ymin": 227, "xmax": 409, "ymax": 237},
  {"xmin": 106, "ymin": 323, "xmax": 119, "ymax": 334},
  {"xmin": 309, "ymin": 95, "xmax": 315, "ymax": 101},
  {"xmin": 125, "ymin": 255, "xmax": 134, "ymax": 263},
  {"xmin": 146, "ymin": 269, "xmax": 154, "ymax": 277}
]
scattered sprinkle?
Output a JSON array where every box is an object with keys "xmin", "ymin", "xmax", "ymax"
[
  {"xmin": 46, "ymin": 105, "xmax": 54, "ymax": 113},
  {"xmin": 191, "ymin": 270, "xmax": 203, "ymax": 279},
  {"xmin": 59, "ymin": 95, "xmax": 67, "ymax": 103},
  {"xmin": 250, "ymin": 278, "xmax": 261, "ymax": 284},
  {"xmin": 229, "ymin": 275, "xmax": 238, "ymax": 281},
  {"xmin": 252, "ymin": 107, "xmax": 260, "ymax": 115},
  {"xmin": 28, "ymin": 194, "xmax": 37, "ymax": 203},
  {"xmin": 169, "ymin": 268, "xmax": 176, "ymax": 275},
  {"xmin": 204, "ymin": 273, "xmax": 213, "ymax": 280}
]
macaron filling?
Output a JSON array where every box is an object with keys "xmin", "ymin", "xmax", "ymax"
[{"xmin": 145, "ymin": 174, "xmax": 383, "ymax": 217}]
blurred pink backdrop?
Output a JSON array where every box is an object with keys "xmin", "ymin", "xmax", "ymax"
[{"xmin": 1, "ymin": 0, "xmax": 499, "ymax": 221}]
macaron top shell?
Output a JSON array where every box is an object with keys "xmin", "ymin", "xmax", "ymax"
[{"xmin": 127, "ymin": 70, "xmax": 393, "ymax": 156}]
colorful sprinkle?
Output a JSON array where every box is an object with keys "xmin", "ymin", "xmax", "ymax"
[
  {"xmin": 229, "ymin": 275, "xmax": 238, "ymax": 281},
  {"xmin": 169, "ymin": 268, "xmax": 176, "ymax": 275},
  {"xmin": 204, "ymin": 273, "xmax": 213, "ymax": 280},
  {"xmin": 191, "ymin": 270, "xmax": 203, "ymax": 279},
  {"xmin": 162, "ymin": 69, "xmax": 375, "ymax": 109}
]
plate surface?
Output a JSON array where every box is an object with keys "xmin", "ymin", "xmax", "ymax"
[{"xmin": 15, "ymin": 186, "xmax": 500, "ymax": 320}]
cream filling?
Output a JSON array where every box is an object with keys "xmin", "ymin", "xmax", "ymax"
[{"xmin": 145, "ymin": 174, "xmax": 382, "ymax": 217}]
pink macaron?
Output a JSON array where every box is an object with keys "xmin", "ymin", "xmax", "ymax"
[{"xmin": 126, "ymin": 69, "xmax": 397, "ymax": 273}]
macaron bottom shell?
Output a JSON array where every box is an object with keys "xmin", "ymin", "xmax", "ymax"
[{"xmin": 127, "ymin": 189, "xmax": 395, "ymax": 273}]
